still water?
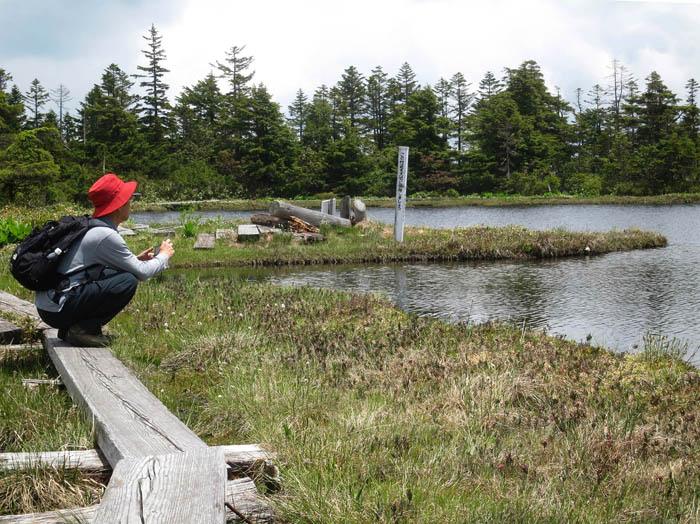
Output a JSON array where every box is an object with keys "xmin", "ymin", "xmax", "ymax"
[{"xmin": 132, "ymin": 205, "xmax": 700, "ymax": 362}]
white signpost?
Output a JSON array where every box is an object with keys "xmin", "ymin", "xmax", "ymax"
[{"xmin": 394, "ymin": 146, "xmax": 409, "ymax": 242}]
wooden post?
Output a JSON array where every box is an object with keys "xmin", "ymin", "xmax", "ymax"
[
  {"xmin": 330, "ymin": 198, "xmax": 336, "ymax": 216},
  {"xmin": 352, "ymin": 199, "xmax": 366, "ymax": 223},
  {"xmin": 340, "ymin": 196, "xmax": 351, "ymax": 219},
  {"xmin": 321, "ymin": 199, "xmax": 330, "ymax": 214},
  {"xmin": 394, "ymin": 146, "xmax": 409, "ymax": 242}
]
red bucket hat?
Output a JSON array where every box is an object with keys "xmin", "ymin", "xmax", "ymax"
[{"xmin": 88, "ymin": 174, "xmax": 138, "ymax": 218}]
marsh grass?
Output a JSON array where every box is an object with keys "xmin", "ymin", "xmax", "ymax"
[
  {"xmin": 0, "ymin": 205, "xmax": 686, "ymax": 521},
  {"xmin": 98, "ymin": 277, "xmax": 700, "ymax": 522},
  {"xmin": 0, "ymin": 343, "xmax": 100, "ymax": 515},
  {"xmin": 2, "ymin": 276, "xmax": 699, "ymax": 520},
  {"xmin": 641, "ymin": 334, "xmax": 698, "ymax": 365}
]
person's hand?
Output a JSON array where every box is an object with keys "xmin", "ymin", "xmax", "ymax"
[
  {"xmin": 158, "ymin": 238, "xmax": 175, "ymax": 259},
  {"xmin": 136, "ymin": 247, "xmax": 154, "ymax": 261}
]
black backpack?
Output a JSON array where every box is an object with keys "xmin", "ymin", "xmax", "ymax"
[{"xmin": 10, "ymin": 215, "xmax": 107, "ymax": 291}]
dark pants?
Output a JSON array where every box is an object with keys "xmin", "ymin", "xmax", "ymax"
[{"xmin": 38, "ymin": 269, "xmax": 138, "ymax": 335}]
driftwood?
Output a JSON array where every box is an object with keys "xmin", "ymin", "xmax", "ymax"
[{"xmin": 270, "ymin": 200, "xmax": 351, "ymax": 228}]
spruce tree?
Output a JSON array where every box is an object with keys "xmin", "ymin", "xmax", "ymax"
[
  {"xmin": 336, "ymin": 65, "xmax": 366, "ymax": 132},
  {"xmin": 450, "ymin": 72, "xmax": 472, "ymax": 152},
  {"xmin": 23, "ymin": 78, "xmax": 50, "ymax": 129},
  {"xmin": 287, "ymin": 89, "xmax": 308, "ymax": 141},
  {"xmin": 134, "ymin": 24, "xmax": 172, "ymax": 143},
  {"xmin": 367, "ymin": 66, "xmax": 390, "ymax": 149}
]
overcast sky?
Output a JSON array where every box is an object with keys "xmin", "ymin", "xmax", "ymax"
[{"xmin": 2, "ymin": 0, "xmax": 700, "ymax": 117}]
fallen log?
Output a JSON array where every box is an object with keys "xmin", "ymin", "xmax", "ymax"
[
  {"xmin": 270, "ymin": 200, "xmax": 352, "ymax": 228},
  {"xmin": 0, "ymin": 444, "xmax": 271, "ymax": 474},
  {"xmin": 251, "ymin": 214, "xmax": 290, "ymax": 229}
]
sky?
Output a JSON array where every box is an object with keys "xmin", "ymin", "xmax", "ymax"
[{"xmin": 2, "ymin": 0, "xmax": 700, "ymax": 117}]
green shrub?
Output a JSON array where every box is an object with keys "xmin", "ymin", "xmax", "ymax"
[
  {"xmin": 179, "ymin": 208, "xmax": 201, "ymax": 237},
  {"xmin": 0, "ymin": 217, "xmax": 32, "ymax": 246}
]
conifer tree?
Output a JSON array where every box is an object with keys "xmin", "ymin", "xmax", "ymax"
[
  {"xmin": 450, "ymin": 72, "xmax": 472, "ymax": 152},
  {"xmin": 23, "ymin": 78, "xmax": 50, "ymax": 129},
  {"xmin": 433, "ymin": 77, "xmax": 452, "ymax": 143},
  {"xmin": 395, "ymin": 62, "xmax": 418, "ymax": 103},
  {"xmin": 367, "ymin": 66, "xmax": 390, "ymax": 149},
  {"xmin": 134, "ymin": 24, "xmax": 171, "ymax": 143},
  {"xmin": 288, "ymin": 89, "xmax": 308, "ymax": 141},
  {"xmin": 336, "ymin": 65, "xmax": 366, "ymax": 132},
  {"xmin": 214, "ymin": 46, "xmax": 255, "ymax": 98}
]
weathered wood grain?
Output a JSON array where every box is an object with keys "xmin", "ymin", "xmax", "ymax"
[
  {"xmin": 194, "ymin": 233, "xmax": 216, "ymax": 249},
  {"xmin": 21, "ymin": 378, "xmax": 63, "ymax": 390},
  {"xmin": 0, "ymin": 318, "xmax": 22, "ymax": 344},
  {"xmin": 0, "ymin": 290, "xmax": 50, "ymax": 330},
  {"xmin": 0, "ymin": 478, "xmax": 273, "ymax": 523},
  {"xmin": 43, "ymin": 330, "xmax": 208, "ymax": 467},
  {"xmin": 93, "ymin": 448, "xmax": 226, "ymax": 524},
  {"xmin": 0, "ymin": 444, "xmax": 271, "ymax": 473},
  {"xmin": 270, "ymin": 200, "xmax": 351, "ymax": 228},
  {"xmin": 340, "ymin": 196, "xmax": 351, "ymax": 219},
  {"xmin": 237, "ymin": 225, "xmax": 260, "ymax": 242},
  {"xmin": 353, "ymin": 199, "xmax": 367, "ymax": 223}
]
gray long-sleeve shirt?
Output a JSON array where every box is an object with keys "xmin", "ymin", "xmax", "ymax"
[{"xmin": 35, "ymin": 217, "xmax": 169, "ymax": 312}]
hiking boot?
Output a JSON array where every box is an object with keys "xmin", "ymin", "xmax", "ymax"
[
  {"xmin": 65, "ymin": 325, "xmax": 110, "ymax": 347},
  {"xmin": 57, "ymin": 328, "xmax": 67, "ymax": 340}
]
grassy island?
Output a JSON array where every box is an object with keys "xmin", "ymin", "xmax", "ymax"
[{"xmin": 2, "ymin": 205, "xmax": 696, "ymax": 522}]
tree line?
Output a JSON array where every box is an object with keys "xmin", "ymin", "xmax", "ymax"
[{"xmin": 1, "ymin": 24, "xmax": 699, "ymax": 206}]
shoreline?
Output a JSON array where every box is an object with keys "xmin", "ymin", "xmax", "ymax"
[{"xmin": 131, "ymin": 193, "xmax": 700, "ymax": 213}]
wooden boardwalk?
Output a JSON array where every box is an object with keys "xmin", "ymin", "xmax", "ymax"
[{"xmin": 0, "ymin": 291, "xmax": 273, "ymax": 523}]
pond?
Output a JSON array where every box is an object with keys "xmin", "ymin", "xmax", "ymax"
[{"xmin": 132, "ymin": 204, "xmax": 700, "ymax": 363}]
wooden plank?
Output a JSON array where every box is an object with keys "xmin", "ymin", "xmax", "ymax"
[
  {"xmin": 0, "ymin": 478, "xmax": 273, "ymax": 523},
  {"xmin": 43, "ymin": 329, "xmax": 208, "ymax": 467},
  {"xmin": 0, "ymin": 444, "xmax": 272, "ymax": 473},
  {"xmin": 0, "ymin": 290, "xmax": 50, "ymax": 330},
  {"xmin": 93, "ymin": 448, "xmax": 226, "ymax": 524},
  {"xmin": 269, "ymin": 200, "xmax": 352, "ymax": 228},
  {"xmin": 340, "ymin": 196, "xmax": 351, "ymax": 219},
  {"xmin": 237, "ymin": 225, "xmax": 260, "ymax": 242},
  {"xmin": 0, "ymin": 317, "xmax": 22, "ymax": 344},
  {"xmin": 194, "ymin": 233, "xmax": 216, "ymax": 249},
  {"xmin": 22, "ymin": 378, "xmax": 63, "ymax": 390}
]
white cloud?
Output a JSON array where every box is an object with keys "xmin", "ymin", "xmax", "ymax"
[{"xmin": 3, "ymin": 0, "xmax": 700, "ymax": 113}]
